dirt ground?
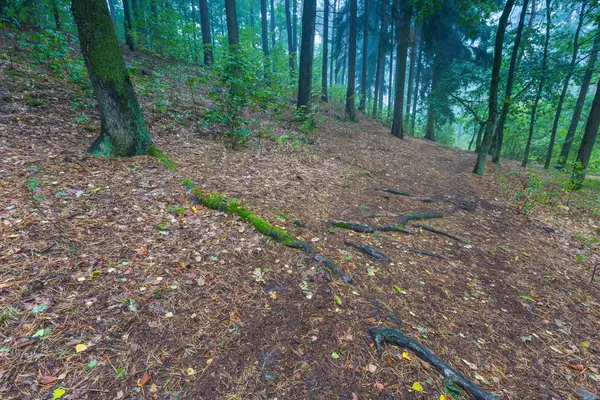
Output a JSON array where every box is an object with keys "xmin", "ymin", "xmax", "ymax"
[{"xmin": 1, "ymin": 35, "xmax": 599, "ymax": 400}]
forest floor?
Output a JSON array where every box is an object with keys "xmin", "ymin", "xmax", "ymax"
[{"xmin": 1, "ymin": 32, "xmax": 600, "ymax": 400}]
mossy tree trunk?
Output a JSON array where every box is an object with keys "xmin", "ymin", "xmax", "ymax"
[
  {"xmin": 571, "ymin": 77, "xmax": 600, "ymax": 188},
  {"xmin": 404, "ymin": 25, "xmax": 416, "ymax": 129},
  {"xmin": 297, "ymin": 0, "xmax": 316, "ymax": 111},
  {"xmin": 473, "ymin": 0, "xmax": 515, "ymax": 175},
  {"xmin": 269, "ymin": 0, "xmax": 276, "ymax": 48},
  {"xmin": 71, "ymin": 0, "xmax": 153, "ymax": 157},
  {"xmin": 198, "ymin": 0, "xmax": 213, "ymax": 65},
  {"xmin": 123, "ymin": 0, "xmax": 135, "ymax": 51},
  {"xmin": 410, "ymin": 37, "xmax": 422, "ymax": 134},
  {"xmin": 285, "ymin": 0, "xmax": 295, "ymax": 72},
  {"xmin": 321, "ymin": 0, "xmax": 329, "ymax": 102},
  {"xmin": 260, "ymin": 0, "xmax": 270, "ymax": 79},
  {"xmin": 344, "ymin": 0, "xmax": 357, "ymax": 121},
  {"xmin": 391, "ymin": 0, "xmax": 411, "ymax": 139}
]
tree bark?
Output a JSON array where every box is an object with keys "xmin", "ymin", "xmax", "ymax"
[
  {"xmin": 572, "ymin": 78, "xmax": 600, "ymax": 188},
  {"xmin": 410, "ymin": 37, "xmax": 422, "ymax": 134},
  {"xmin": 424, "ymin": 54, "xmax": 440, "ymax": 141},
  {"xmin": 522, "ymin": 0, "xmax": 550, "ymax": 168},
  {"xmin": 260, "ymin": 0, "xmax": 270, "ymax": 78},
  {"xmin": 225, "ymin": 0, "xmax": 240, "ymax": 46},
  {"xmin": 292, "ymin": 0, "xmax": 298, "ymax": 54},
  {"xmin": 492, "ymin": 0, "xmax": 529, "ymax": 163},
  {"xmin": 199, "ymin": 0, "xmax": 213, "ymax": 65},
  {"xmin": 71, "ymin": 0, "xmax": 153, "ymax": 157},
  {"xmin": 321, "ymin": 0, "xmax": 329, "ymax": 101},
  {"xmin": 473, "ymin": 0, "xmax": 516, "ymax": 175},
  {"xmin": 345, "ymin": 0, "xmax": 358, "ymax": 121},
  {"xmin": 270, "ymin": 0, "xmax": 276, "ymax": 48},
  {"xmin": 123, "ymin": 0, "xmax": 135, "ymax": 51},
  {"xmin": 387, "ymin": 21, "xmax": 394, "ymax": 115},
  {"xmin": 107, "ymin": 0, "xmax": 117, "ymax": 27},
  {"xmin": 297, "ymin": 0, "xmax": 316, "ymax": 110},
  {"xmin": 557, "ymin": 23, "xmax": 600, "ymax": 169},
  {"xmin": 329, "ymin": 0, "xmax": 336, "ymax": 87},
  {"xmin": 544, "ymin": 1, "xmax": 586, "ymax": 169},
  {"xmin": 372, "ymin": 0, "xmax": 388, "ymax": 117},
  {"xmin": 285, "ymin": 0, "xmax": 295, "ymax": 72},
  {"xmin": 359, "ymin": 0, "xmax": 369, "ymax": 111},
  {"xmin": 405, "ymin": 24, "xmax": 416, "ymax": 129},
  {"xmin": 391, "ymin": 0, "xmax": 410, "ymax": 138}
]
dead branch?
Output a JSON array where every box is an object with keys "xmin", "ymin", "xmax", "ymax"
[
  {"xmin": 368, "ymin": 188, "xmax": 411, "ymax": 196},
  {"xmin": 412, "ymin": 224, "xmax": 469, "ymax": 245},
  {"xmin": 397, "ymin": 247, "xmax": 444, "ymax": 259}
]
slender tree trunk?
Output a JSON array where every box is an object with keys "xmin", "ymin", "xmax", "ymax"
[
  {"xmin": 345, "ymin": 0, "xmax": 358, "ymax": 121},
  {"xmin": 52, "ymin": 1, "xmax": 62, "ymax": 30},
  {"xmin": 557, "ymin": 23, "xmax": 600, "ymax": 169},
  {"xmin": 270, "ymin": 0, "xmax": 276, "ymax": 48},
  {"xmin": 492, "ymin": 0, "xmax": 529, "ymax": 163},
  {"xmin": 285, "ymin": 0, "xmax": 295, "ymax": 72},
  {"xmin": 71, "ymin": 0, "xmax": 153, "ymax": 156},
  {"xmin": 387, "ymin": 21, "xmax": 394, "ymax": 115},
  {"xmin": 225, "ymin": 0, "xmax": 240, "ymax": 46},
  {"xmin": 123, "ymin": 0, "xmax": 135, "ymax": 51},
  {"xmin": 131, "ymin": 0, "xmax": 142, "ymax": 44},
  {"xmin": 372, "ymin": 0, "xmax": 388, "ymax": 117},
  {"xmin": 321, "ymin": 0, "xmax": 329, "ymax": 101},
  {"xmin": 544, "ymin": 1, "xmax": 586, "ymax": 168},
  {"xmin": 358, "ymin": 0, "xmax": 369, "ymax": 111},
  {"xmin": 297, "ymin": 0, "xmax": 316, "ymax": 110},
  {"xmin": 391, "ymin": 0, "xmax": 410, "ymax": 138},
  {"xmin": 424, "ymin": 54, "xmax": 440, "ymax": 141},
  {"xmin": 473, "ymin": 0, "xmax": 516, "ymax": 175},
  {"xmin": 522, "ymin": 0, "xmax": 550, "ymax": 168},
  {"xmin": 107, "ymin": 0, "xmax": 117, "ymax": 27},
  {"xmin": 292, "ymin": 0, "xmax": 298, "ymax": 55},
  {"xmin": 572, "ymin": 78, "xmax": 600, "ymax": 188},
  {"xmin": 410, "ymin": 38, "xmax": 422, "ymax": 134},
  {"xmin": 405, "ymin": 24, "xmax": 416, "ymax": 128},
  {"xmin": 199, "ymin": 0, "xmax": 213, "ymax": 65},
  {"xmin": 329, "ymin": 0, "xmax": 336, "ymax": 87},
  {"xmin": 260, "ymin": 0, "xmax": 270, "ymax": 79}
]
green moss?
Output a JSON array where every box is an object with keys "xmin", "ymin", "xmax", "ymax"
[
  {"xmin": 190, "ymin": 188, "xmax": 300, "ymax": 247},
  {"xmin": 26, "ymin": 98, "xmax": 42, "ymax": 107},
  {"xmin": 148, "ymin": 145, "xmax": 176, "ymax": 171},
  {"xmin": 182, "ymin": 178, "xmax": 195, "ymax": 190}
]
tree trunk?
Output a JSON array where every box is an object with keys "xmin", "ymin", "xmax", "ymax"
[
  {"xmin": 199, "ymin": 0, "xmax": 213, "ymax": 65},
  {"xmin": 52, "ymin": 1, "xmax": 61, "ymax": 30},
  {"xmin": 270, "ymin": 0, "xmax": 276, "ymax": 48},
  {"xmin": 225, "ymin": 0, "xmax": 240, "ymax": 46},
  {"xmin": 285, "ymin": 0, "xmax": 295, "ymax": 72},
  {"xmin": 345, "ymin": 0, "xmax": 358, "ymax": 121},
  {"xmin": 329, "ymin": 0, "xmax": 336, "ymax": 87},
  {"xmin": 372, "ymin": 0, "xmax": 388, "ymax": 117},
  {"xmin": 107, "ymin": 0, "xmax": 116, "ymax": 27},
  {"xmin": 405, "ymin": 24, "xmax": 416, "ymax": 129},
  {"xmin": 260, "ymin": 0, "xmax": 270, "ymax": 78},
  {"xmin": 522, "ymin": 0, "xmax": 550, "ymax": 168},
  {"xmin": 391, "ymin": 0, "xmax": 410, "ymax": 138},
  {"xmin": 321, "ymin": 0, "xmax": 329, "ymax": 101},
  {"xmin": 71, "ymin": 0, "xmax": 153, "ymax": 157},
  {"xmin": 492, "ymin": 0, "xmax": 529, "ymax": 163},
  {"xmin": 358, "ymin": 0, "xmax": 369, "ymax": 111},
  {"xmin": 123, "ymin": 0, "xmax": 135, "ymax": 51},
  {"xmin": 557, "ymin": 23, "xmax": 600, "ymax": 169},
  {"xmin": 473, "ymin": 0, "xmax": 516, "ymax": 175},
  {"xmin": 424, "ymin": 54, "xmax": 440, "ymax": 141},
  {"xmin": 572, "ymin": 78, "xmax": 600, "ymax": 188},
  {"xmin": 387, "ymin": 21, "xmax": 394, "ymax": 115},
  {"xmin": 292, "ymin": 0, "xmax": 298, "ymax": 54},
  {"xmin": 410, "ymin": 38, "xmax": 422, "ymax": 134},
  {"xmin": 297, "ymin": 0, "xmax": 316, "ymax": 110},
  {"xmin": 544, "ymin": 1, "xmax": 586, "ymax": 169}
]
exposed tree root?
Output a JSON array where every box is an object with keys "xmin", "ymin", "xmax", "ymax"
[
  {"xmin": 397, "ymin": 247, "xmax": 444, "ymax": 259},
  {"xmin": 187, "ymin": 185, "xmax": 354, "ymax": 283},
  {"xmin": 399, "ymin": 212, "xmax": 442, "ymax": 224},
  {"xmin": 414, "ymin": 198, "xmax": 438, "ymax": 203},
  {"xmin": 370, "ymin": 327, "xmax": 498, "ymax": 400},
  {"xmin": 345, "ymin": 241, "xmax": 391, "ymax": 262},
  {"xmin": 412, "ymin": 224, "xmax": 469, "ymax": 245},
  {"xmin": 368, "ymin": 188, "xmax": 411, "ymax": 196},
  {"xmin": 329, "ymin": 221, "xmax": 416, "ymax": 235}
]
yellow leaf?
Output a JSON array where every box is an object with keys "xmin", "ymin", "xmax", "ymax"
[
  {"xmin": 75, "ymin": 344, "xmax": 88, "ymax": 353},
  {"xmin": 425, "ymin": 269, "xmax": 431, "ymax": 275},
  {"xmin": 402, "ymin": 352, "xmax": 411, "ymax": 361},
  {"xmin": 186, "ymin": 367, "xmax": 196, "ymax": 375},
  {"xmin": 412, "ymin": 382, "xmax": 423, "ymax": 392},
  {"xmin": 440, "ymin": 395, "xmax": 447, "ymax": 400},
  {"xmin": 52, "ymin": 388, "xmax": 66, "ymax": 399}
]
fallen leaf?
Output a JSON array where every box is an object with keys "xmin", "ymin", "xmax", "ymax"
[
  {"xmin": 40, "ymin": 376, "xmax": 57, "ymax": 385},
  {"xmin": 138, "ymin": 372, "xmax": 151, "ymax": 386},
  {"xmin": 440, "ymin": 395, "xmax": 447, "ymax": 400},
  {"xmin": 462, "ymin": 359, "xmax": 477, "ymax": 370},
  {"xmin": 412, "ymin": 382, "xmax": 423, "ymax": 392},
  {"xmin": 569, "ymin": 364, "xmax": 585, "ymax": 371},
  {"xmin": 375, "ymin": 381, "xmax": 385, "ymax": 390},
  {"xmin": 402, "ymin": 352, "xmax": 411, "ymax": 361},
  {"xmin": 367, "ymin": 363, "xmax": 377, "ymax": 373},
  {"xmin": 187, "ymin": 367, "xmax": 196, "ymax": 375},
  {"xmin": 331, "ymin": 352, "xmax": 340, "ymax": 359},
  {"xmin": 52, "ymin": 388, "xmax": 66, "ymax": 399},
  {"xmin": 75, "ymin": 344, "xmax": 88, "ymax": 353}
]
